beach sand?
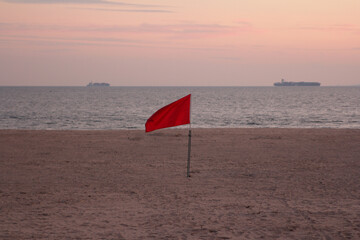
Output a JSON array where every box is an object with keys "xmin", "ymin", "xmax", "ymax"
[{"xmin": 1, "ymin": 128, "xmax": 359, "ymax": 239}]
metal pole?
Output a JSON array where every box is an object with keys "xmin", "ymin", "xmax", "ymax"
[
  {"xmin": 187, "ymin": 94, "xmax": 192, "ymax": 178},
  {"xmin": 187, "ymin": 129, "xmax": 192, "ymax": 178}
]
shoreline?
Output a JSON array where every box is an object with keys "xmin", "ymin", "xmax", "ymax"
[
  {"xmin": 1, "ymin": 126, "xmax": 360, "ymax": 131},
  {"xmin": 1, "ymin": 128, "xmax": 359, "ymax": 239}
]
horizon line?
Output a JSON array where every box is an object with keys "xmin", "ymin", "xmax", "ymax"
[{"xmin": 0, "ymin": 84, "xmax": 359, "ymax": 87}]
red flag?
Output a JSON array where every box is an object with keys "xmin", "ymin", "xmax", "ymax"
[{"xmin": 145, "ymin": 94, "xmax": 191, "ymax": 132}]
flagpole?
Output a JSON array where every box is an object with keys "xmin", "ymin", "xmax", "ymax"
[
  {"xmin": 187, "ymin": 127, "xmax": 191, "ymax": 178},
  {"xmin": 187, "ymin": 94, "xmax": 192, "ymax": 178}
]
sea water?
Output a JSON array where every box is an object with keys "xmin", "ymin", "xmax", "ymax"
[{"xmin": 0, "ymin": 86, "xmax": 359, "ymax": 130}]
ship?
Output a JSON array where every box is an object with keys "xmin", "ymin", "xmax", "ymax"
[
  {"xmin": 87, "ymin": 82, "xmax": 110, "ymax": 87},
  {"xmin": 274, "ymin": 79, "xmax": 320, "ymax": 86}
]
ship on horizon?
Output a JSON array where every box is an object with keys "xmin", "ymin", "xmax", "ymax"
[
  {"xmin": 274, "ymin": 79, "xmax": 320, "ymax": 86},
  {"xmin": 87, "ymin": 82, "xmax": 110, "ymax": 87}
]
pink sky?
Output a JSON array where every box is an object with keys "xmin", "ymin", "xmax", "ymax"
[{"xmin": 0, "ymin": 0, "xmax": 359, "ymax": 86}]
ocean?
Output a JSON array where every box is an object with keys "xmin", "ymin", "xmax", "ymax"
[{"xmin": 0, "ymin": 86, "xmax": 359, "ymax": 130}]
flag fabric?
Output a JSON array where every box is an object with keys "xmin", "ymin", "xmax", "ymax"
[{"xmin": 145, "ymin": 94, "xmax": 191, "ymax": 132}]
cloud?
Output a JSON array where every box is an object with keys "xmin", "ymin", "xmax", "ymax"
[
  {"xmin": 0, "ymin": 33, "xmax": 234, "ymax": 53},
  {"xmin": 131, "ymin": 23, "xmax": 242, "ymax": 35},
  {"xmin": 295, "ymin": 24, "xmax": 359, "ymax": 33},
  {"xmin": 1, "ymin": 34, "xmax": 144, "ymax": 44},
  {"xmin": 73, "ymin": 7, "xmax": 174, "ymax": 13},
  {"xmin": 0, "ymin": 21, "xmax": 242, "ymax": 36},
  {"xmin": 0, "ymin": 21, "xmax": 248, "ymax": 51},
  {"xmin": 236, "ymin": 20, "xmax": 252, "ymax": 27},
  {"xmin": 1, "ymin": 0, "xmax": 164, "ymax": 8}
]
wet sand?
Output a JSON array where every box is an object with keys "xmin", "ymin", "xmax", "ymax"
[{"xmin": 1, "ymin": 128, "xmax": 360, "ymax": 239}]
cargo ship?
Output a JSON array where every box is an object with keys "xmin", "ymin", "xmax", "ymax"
[
  {"xmin": 274, "ymin": 79, "xmax": 320, "ymax": 86},
  {"xmin": 87, "ymin": 82, "xmax": 110, "ymax": 87}
]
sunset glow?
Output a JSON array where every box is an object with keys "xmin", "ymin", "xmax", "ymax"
[{"xmin": 1, "ymin": 0, "xmax": 359, "ymax": 86}]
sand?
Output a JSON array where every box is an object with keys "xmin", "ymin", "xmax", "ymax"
[{"xmin": 0, "ymin": 128, "xmax": 360, "ymax": 239}]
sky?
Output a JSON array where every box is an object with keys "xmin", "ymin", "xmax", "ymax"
[{"xmin": 0, "ymin": 0, "xmax": 359, "ymax": 86}]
